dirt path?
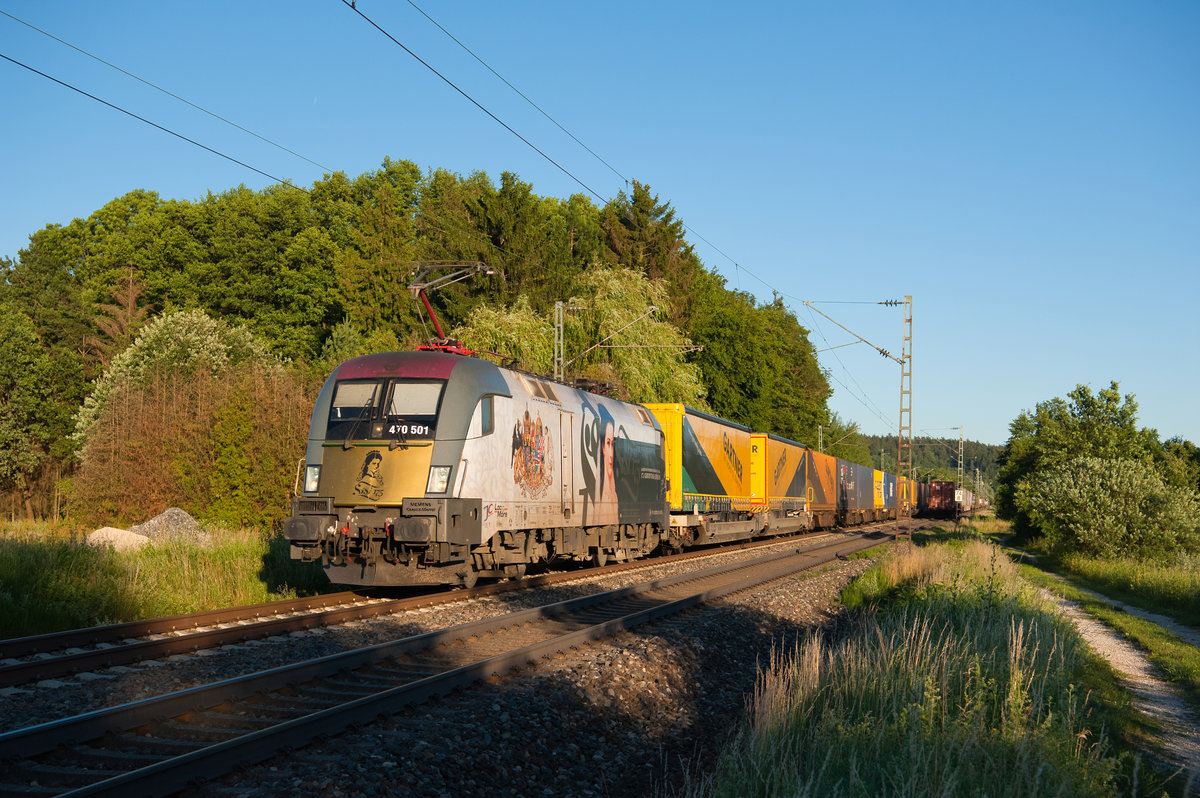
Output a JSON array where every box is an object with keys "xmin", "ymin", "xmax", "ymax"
[{"xmin": 1039, "ymin": 583, "xmax": 1200, "ymax": 793}]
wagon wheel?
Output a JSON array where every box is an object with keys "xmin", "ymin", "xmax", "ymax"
[
  {"xmin": 592, "ymin": 547, "xmax": 608, "ymax": 567},
  {"xmin": 458, "ymin": 564, "xmax": 478, "ymax": 589}
]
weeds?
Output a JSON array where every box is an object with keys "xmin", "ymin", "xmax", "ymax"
[
  {"xmin": 695, "ymin": 540, "xmax": 1160, "ymax": 797},
  {"xmin": 1055, "ymin": 552, "xmax": 1200, "ymax": 628},
  {"xmin": 0, "ymin": 523, "xmax": 328, "ymax": 638}
]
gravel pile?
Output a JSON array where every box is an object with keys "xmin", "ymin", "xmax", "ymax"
[{"xmin": 130, "ymin": 506, "xmax": 212, "ymax": 547}]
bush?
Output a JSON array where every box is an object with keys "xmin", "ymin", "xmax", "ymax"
[
  {"xmin": 72, "ymin": 309, "xmax": 272, "ymax": 452},
  {"xmin": 70, "ymin": 309, "xmax": 320, "ymax": 527},
  {"xmin": 1017, "ymin": 457, "xmax": 1200, "ymax": 558},
  {"xmin": 72, "ymin": 364, "xmax": 318, "ymax": 527}
]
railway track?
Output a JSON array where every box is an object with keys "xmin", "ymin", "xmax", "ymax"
[
  {"xmin": 1, "ymin": 526, "xmax": 907, "ymax": 689},
  {"xmin": 0, "ymin": 590, "xmax": 424, "ymax": 689},
  {"xmin": 0, "ymin": 530, "xmax": 887, "ymax": 796}
]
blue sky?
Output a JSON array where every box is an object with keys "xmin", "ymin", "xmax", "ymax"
[{"xmin": 2, "ymin": 1, "xmax": 1196, "ymax": 446}]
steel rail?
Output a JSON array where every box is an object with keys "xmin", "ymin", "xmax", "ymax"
[
  {"xmin": 0, "ymin": 528, "xmax": 865, "ymax": 687},
  {"xmin": 0, "ymin": 533, "xmax": 888, "ymax": 795},
  {"xmin": 0, "ymin": 591, "xmax": 380, "ymax": 658}
]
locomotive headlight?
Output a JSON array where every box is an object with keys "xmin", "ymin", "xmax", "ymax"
[
  {"xmin": 304, "ymin": 465, "xmax": 321, "ymax": 493},
  {"xmin": 427, "ymin": 466, "xmax": 451, "ymax": 494}
]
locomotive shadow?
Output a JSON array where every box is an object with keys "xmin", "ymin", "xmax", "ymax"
[{"xmin": 331, "ymin": 586, "xmax": 845, "ymax": 798}]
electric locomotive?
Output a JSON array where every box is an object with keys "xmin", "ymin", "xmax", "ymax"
[{"xmin": 283, "ymin": 351, "xmax": 669, "ymax": 587}]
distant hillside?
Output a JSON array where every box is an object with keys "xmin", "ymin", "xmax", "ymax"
[{"xmin": 861, "ymin": 434, "xmax": 1001, "ymax": 494}]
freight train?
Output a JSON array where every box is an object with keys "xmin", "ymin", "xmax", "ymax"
[
  {"xmin": 283, "ymin": 351, "xmax": 912, "ymax": 587},
  {"xmin": 916, "ymin": 479, "xmax": 980, "ymax": 519}
]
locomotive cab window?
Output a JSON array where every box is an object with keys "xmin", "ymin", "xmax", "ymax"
[
  {"xmin": 382, "ymin": 380, "xmax": 444, "ymax": 441},
  {"xmin": 327, "ymin": 380, "xmax": 381, "ymax": 438},
  {"xmin": 326, "ymin": 379, "xmax": 444, "ymax": 441}
]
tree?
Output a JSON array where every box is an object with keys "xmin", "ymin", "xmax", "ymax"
[
  {"xmin": 1154, "ymin": 437, "xmax": 1200, "ymax": 493},
  {"xmin": 565, "ymin": 267, "xmax": 706, "ymax": 405},
  {"xmin": 451, "ymin": 267, "xmax": 707, "ymax": 407},
  {"xmin": 85, "ymin": 267, "xmax": 150, "ymax": 366},
  {"xmin": 686, "ymin": 276, "xmax": 831, "ymax": 445},
  {"xmin": 996, "ymin": 382, "xmax": 1172, "ymax": 548},
  {"xmin": 601, "ymin": 181, "xmax": 705, "ymax": 325},
  {"xmin": 820, "ymin": 413, "xmax": 872, "ymax": 466},
  {"xmin": 0, "ymin": 307, "xmax": 55, "ymax": 518}
]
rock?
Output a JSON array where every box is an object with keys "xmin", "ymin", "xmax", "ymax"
[{"xmin": 85, "ymin": 527, "xmax": 151, "ymax": 552}]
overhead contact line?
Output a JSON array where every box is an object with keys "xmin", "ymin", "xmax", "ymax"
[
  {"xmin": 0, "ymin": 51, "xmax": 307, "ymax": 193},
  {"xmin": 341, "ymin": 0, "xmax": 607, "ymax": 205},
  {"xmin": 0, "ymin": 9, "xmax": 334, "ymax": 175}
]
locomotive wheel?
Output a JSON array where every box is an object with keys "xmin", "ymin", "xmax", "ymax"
[
  {"xmin": 592, "ymin": 547, "xmax": 608, "ymax": 567},
  {"xmin": 458, "ymin": 566, "xmax": 478, "ymax": 589}
]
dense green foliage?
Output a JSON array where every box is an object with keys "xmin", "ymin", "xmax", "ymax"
[
  {"xmin": 995, "ymin": 382, "xmax": 1200, "ymax": 557},
  {"xmin": 1, "ymin": 160, "xmax": 851, "ymax": 524},
  {"xmin": 1020, "ymin": 457, "xmax": 1200, "ymax": 557}
]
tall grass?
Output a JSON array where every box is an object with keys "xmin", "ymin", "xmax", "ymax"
[
  {"xmin": 1056, "ymin": 551, "xmax": 1200, "ymax": 627},
  {"xmin": 699, "ymin": 541, "xmax": 1141, "ymax": 797},
  {"xmin": 0, "ymin": 523, "xmax": 328, "ymax": 639}
]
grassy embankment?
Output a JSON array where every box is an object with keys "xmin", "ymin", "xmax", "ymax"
[
  {"xmin": 1052, "ymin": 552, "xmax": 1200, "ymax": 628},
  {"xmin": 696, "ymin": 531, "xmax": 1167, "ymax": 797},
  {"xmin": 986, "ymin": 519, "xmax": 1200, "ymax": 718},
  {"xmin": 0, "ymin": 521, "xmax": 329, "ymax": 639}
]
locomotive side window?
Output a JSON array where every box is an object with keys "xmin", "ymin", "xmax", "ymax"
[{"xmin": 479, "ymin": 395, "xmax": 494, "ymax": 435}]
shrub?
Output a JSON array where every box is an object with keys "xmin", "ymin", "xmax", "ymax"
[
  {"xmin": 73, "ymin": 309, "xmax": 272, "ymax": 452},
  {"xmin": 1017, "ymin": 457, "xmax": 1200, "ymax": 558},
  {"xmin": 73, "ymin": 363, "xmax": 317, "ymax": 527}
]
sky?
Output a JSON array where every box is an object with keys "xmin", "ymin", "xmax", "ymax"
[{"xmin": 1, "ymin": 1, "xmax": 1197, "ymax": 447}]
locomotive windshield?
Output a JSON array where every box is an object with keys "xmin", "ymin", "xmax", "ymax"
[{"xmin": 326, "ymin": 379, "xmax": 445, "ymax": 441}]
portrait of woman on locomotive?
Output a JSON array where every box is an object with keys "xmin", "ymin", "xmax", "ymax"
[{"xmin": 353, "ymin": 451, "xmax": 385, "ymax": 501}]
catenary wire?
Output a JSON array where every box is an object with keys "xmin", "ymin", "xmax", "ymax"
[
  {"xmin": 341, "ymin": 0, "xmax": 607, "ymax": 206},
  {"xmin": 804, "ymin": 305, "xmax": 893, "ymax": 428},
  {"xmin": 403, "ymin": 0, "xmax": 628, "ymax": 187},
  {"xmin": 0, "ymin": 52, "xmax": 305, "ymax": 192},
  {"xmin": 0, "ymin": 9, "xmax": 334, "ymax": 175},
  {"xmin": 11, "ymin": 1, "xmax": 900, "ymax": 431},
  {"xmin": 397, "ymin": 0, "xmax": 813, "ymax": 328}
]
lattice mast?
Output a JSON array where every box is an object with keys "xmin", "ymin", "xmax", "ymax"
[{"xmin": 896, "ymin": 295, "xmax": 913, "ymax": 521}]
